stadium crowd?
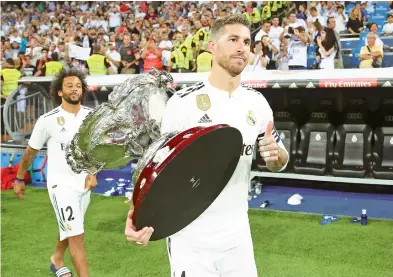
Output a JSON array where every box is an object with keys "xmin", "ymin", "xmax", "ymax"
[{"xmin": 1, "ymin": 1, "xmax": 393, "ymax": 98}]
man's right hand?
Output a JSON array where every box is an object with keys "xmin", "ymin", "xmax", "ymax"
[
  {"xmin": 13, "ymin": 180, "xmax": 26, "ymax": 199},
  {"xmin": 125, "ymin": 210, "xmax": 154, "ymax": 246}
]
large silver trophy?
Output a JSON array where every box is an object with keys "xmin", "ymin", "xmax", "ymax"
[{"xmin": 65, "ymin": 69, "xmax": 173, "ymax": 175}]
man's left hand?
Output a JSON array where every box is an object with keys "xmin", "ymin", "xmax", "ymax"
[{"xmin": 258, "ymin": 121, "xmax": 279, "ymax": 162}]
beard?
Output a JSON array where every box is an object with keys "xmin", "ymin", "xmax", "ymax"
[
  {"xmin": 217, "ymin": 54, "xmax": 247, "ymax": 77},
  {"xmin": 63, "ymin": 94, "xmax": 82, "ymax": 105}
]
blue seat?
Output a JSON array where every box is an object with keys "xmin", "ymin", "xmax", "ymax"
[
  {"xmin": 341, "ymin": 39, "xmax": 360, "ymax": 50},
  {"xmin": 373, "ymin": 4, "xmax": 390, "ymax": 16},
  {"xmin": 31, "ymin": 155, "xmax": 47, "ymax": 184},
  {"xmin": 381, "ymin": 37, "xmax": 393, "ymax": 46},
  {"xmin": 1, "ymin": 152, "xmax": 12, "ymax": 168},
  {"xmin": 382, "ymin": 55, "xmax": 393, "ymax": 67},
  {"xmin": 352, "ymin": 47, "xmax": 362, "ymax": 68},
  {"xmin": 11, "ymin": 153, "xmax": 23, "ymax": 166},
  {"xmin": 342, "ymin": 55, "xmax": 353, "ymax": 69}
]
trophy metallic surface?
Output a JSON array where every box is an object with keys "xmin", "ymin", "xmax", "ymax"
[{"xmin": 65, "ymin": 69, "xmax": 173, "ymax": 175}]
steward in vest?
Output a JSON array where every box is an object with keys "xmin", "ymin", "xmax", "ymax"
[
  {"xmin": 241, "ymin": 5, "xmax": 250, "ymax": 22},
  {"xmin": 35, "ymin": 52, "xmax": 64, "ymax": 77},
  {"xmin": 261, "ymin": 2, "xmax": 272, "ymax": 21},
  {"xmin": 1, "ymin": 58, "xmax": 22, "ymax": 97},
  {"xmin": 86, "ymin": 44, "xmax": 112, "ymax": 75},
  {"xmin": 277, "ymin": 0, "xmax": 284, "ymax": 12},
  {"xmin": 250, "ymin": 2, "xmax": 261, "ymax": 29},
  {"xmin": 270, "ymin": 1, "xmax": 278, "ymax": 16},
  {"xmin": 196, "ymin": 50, "xmax": 212, "ymax": 73},
  {"xmin": 169, "ymin": 43, "xmax": 192, "ymax": 73},
  {"xmin": 192, "ymin": 20, "xmax": 209, "ymax": 58}
]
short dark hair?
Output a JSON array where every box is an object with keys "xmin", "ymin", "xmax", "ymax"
[
  {"xmin": 50, "ymin": 69, "xmax": 89, "ymax": 106},
  {"xmin": 211, "ymin": 14, "xmax": 251, "ymax": 39}
]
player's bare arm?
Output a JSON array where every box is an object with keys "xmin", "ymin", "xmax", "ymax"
[
  {"xmin": 259, "ymin": 121, "xmax": 289, "ymax": 172},
  {"xmin": 13, "ymin": 146, "xmax": 38, "ymax": 198}
]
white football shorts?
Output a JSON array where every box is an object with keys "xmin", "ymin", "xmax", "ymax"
[
  {"xmin": 167, "ymin": 235, "xmax": 258, "ymax": 277},
  {"xmin": 47, "ymin": 184, "xmax": 91, "ymax": 241}
]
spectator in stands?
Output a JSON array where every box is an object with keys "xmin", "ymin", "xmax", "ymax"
[
  {"xmin": 34, "ymin": 52, "xmax": 63, "ymax": 76},
  {"xmin": 359, "ymin": 33, "xmax": 383, "ymax": 68},
  {"xmin": 2, "ymin": 40, "xmax": 13, "ymax": 60},
  {"xmin": 244, "ymin": 40, "xmax": 269, "ymax": 72},
  {"xmin": 20, "ymin": 55, "xmax": 37, "ymax": 77},
  {"xmin": 360, "ymin": 3, "xmax": 369, "ymax": 23},
  {"xmin": 255, "ymin": 21, "xmax": 271, "ymax": 43},
  {"xmin": 1, "ymin": 58, "xmax": 22, "ymax": 98},
  {"xmin": 287, "ymin": 26, "xmax": 310, "ymax": 70},
  {"xmin": 381, "ymin": 14, "xmax": 393, "ymax": 36},
  {"xmin": 307, "ymin": 7, "xmax": 326, "ymax": 28},
  {"xmin": 275, "ymin": 41, "xmax": 291, "ymax": 71},
  {"xmin": 296, "ymin": 3, "xmax": 307, "ymax": 21},
  {"xmin": 158, "ymin": 30, "xmax": 173, "ymax": 71},
  {"xmin": 119, "ymin": 34, "xmax": 139, "ymax": 74},
  {"xmin": 269, "ymin": 17, "xmax": 284, "ymax": 51},
  {"xmin": 105, "ymin": 42, "xmax": 121, "ymax": 75},
  {"xmin": 317, "ymin": 28, "xmax": 338, "ymax": 70},
  {"xmin": 366, "ymin": 23, "xmax": 384, "ymax": 47},
  {"xmin": 347, "ymin": 7, "xmax": 364, "ymax": 35},
  {"xmin": 334, "ymin": 5, "xmax": 348, "ymax": 33},
  {"xmin": 141, "ymin": 38, "xmax": 162, "ymax": 72},
  {"xmin": 261, "ymin": 35, "xmax": 278, "ymax": 70},
  {"xmin": 327, "ymin": 17, "xmax": 344, "ymax": 69},
  {"xmin": 310, "ymin": 21, "xmax": 324, "ymax": 42},
  {"xmin": 288, "ymin": 11, "xmax": 307, "ymax": 30},
  {"xmin": 34, "ymin": 48, "xmax": 50, "ymax": 76},
  {"xmin": 325, "ymin": 2, "xmax": 337, "ymax": 19}
]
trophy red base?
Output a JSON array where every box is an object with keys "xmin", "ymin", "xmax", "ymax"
[{"xmin": 132, "ymin": 125, "xmax": 243, "ymax": 241}]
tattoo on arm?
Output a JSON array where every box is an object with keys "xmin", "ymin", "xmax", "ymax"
[{"xmin": 17, "ymin": 146, "xmax": 38, "ymax": 179}]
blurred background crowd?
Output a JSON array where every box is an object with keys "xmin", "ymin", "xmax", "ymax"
[{"xmin": 1, "ymin": 1, "xmax": 393, "ymax": 98}]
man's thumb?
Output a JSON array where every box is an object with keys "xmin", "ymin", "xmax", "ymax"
[{"xmin": 265, "ymin": 121, "xmax": 274, "ymax": 135}]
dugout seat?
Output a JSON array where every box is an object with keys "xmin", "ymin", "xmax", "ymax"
[
  {"xmin": 293, "ymin": 111, "xmax": 335, "ymax": 176},
  {"xmin": 372, "ymin": 114, "xmax": 393, "ymax": 180},
  {"xmin": 252, "ymin": 111, "xmax": 298, "ymax": 172},
  {"xmin": 331, "ymin": 112, "xmax": 373, "ymax": 178}
]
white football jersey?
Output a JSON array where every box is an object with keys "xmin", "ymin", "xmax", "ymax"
[
  {"xmin": 28, "ymin": 105, "xmax": 92, "ymax": 192},
  {"xmin": 161, "ymin": 77, "xmax": 288, "ymax": 251}
]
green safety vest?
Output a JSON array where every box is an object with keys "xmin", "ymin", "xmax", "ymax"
[
  {"xmin": 45, "ymin": 61, "xmax": 63, "ymax": 76},
  {"xmin": 243, "ymin": 12, "xmax": 250, "ymax": 22},
  {"xmin": 1, "ymin": 68, "xmax": 22, "ymax": 96},
  {"xmin": 197, "ymin": 52, "xmax": 212, "ymax": 73},
  {"xmin": 171, "ymin": 43, "xmax": 190, "ymax": 70},
  {"xmin": 251, "ymin": 8, "xmax": 261, "ymax": 23},
  {"xmin": 87, "ymin": 54, "xmax": 108, "ymax": 75},
  {"xmin": 262, "ymin": 5, "xmax": 271, "ymax": 20},
  {"xmin": 184, "ymin": 35, "xmax": 195, "ymax": 61},
  {"xmin": 271, "ymin": 1, "xmax": 278, "ymax": 12},
  {"xmin": 193, "ymin": 28, "xmax": 210, "ymax": 52}
]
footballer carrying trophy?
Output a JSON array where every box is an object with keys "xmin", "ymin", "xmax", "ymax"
[{"xmin": 65, "ymin": 68, "xmax": 173, "ymax": 175}]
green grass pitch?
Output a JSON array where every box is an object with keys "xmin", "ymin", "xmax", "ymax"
[{"xmin": 2, "ymin": 188, "xmax": 393, "ymax": 277}]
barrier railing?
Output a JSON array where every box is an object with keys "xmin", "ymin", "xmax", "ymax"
[{"xmin": 2, "ymin": 84, "xmax": 54, "ymax": 141}]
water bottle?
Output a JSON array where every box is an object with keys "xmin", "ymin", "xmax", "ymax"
[
  {"xmin": 254, "ymin": 182, "xmax": 262, "ymax": 195},
  {"xmin": 361, "ymin": 209, "xmax": 368, "ymax": 226}
]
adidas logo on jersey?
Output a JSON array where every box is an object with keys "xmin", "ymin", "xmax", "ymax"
[{"xmin": 198, "ymin": 114, "xmax": 212, "ymax": 123}]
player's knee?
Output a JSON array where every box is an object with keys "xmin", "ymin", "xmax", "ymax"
[{"xmin": 67, "ymin": 233, "xmax": 85, "ymax": 246}]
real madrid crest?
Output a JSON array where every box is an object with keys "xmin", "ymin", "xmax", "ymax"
[
  {"xmin": 246, "ymin": 110, "xmax": 256, "ymax": 126},
  {"xmin": 57, "ymin": 116, "xmax": 65, "ymax": 126},
  {"xmin": 196, "ymin": 94, "xmax": 211, "ymax": 111}
]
